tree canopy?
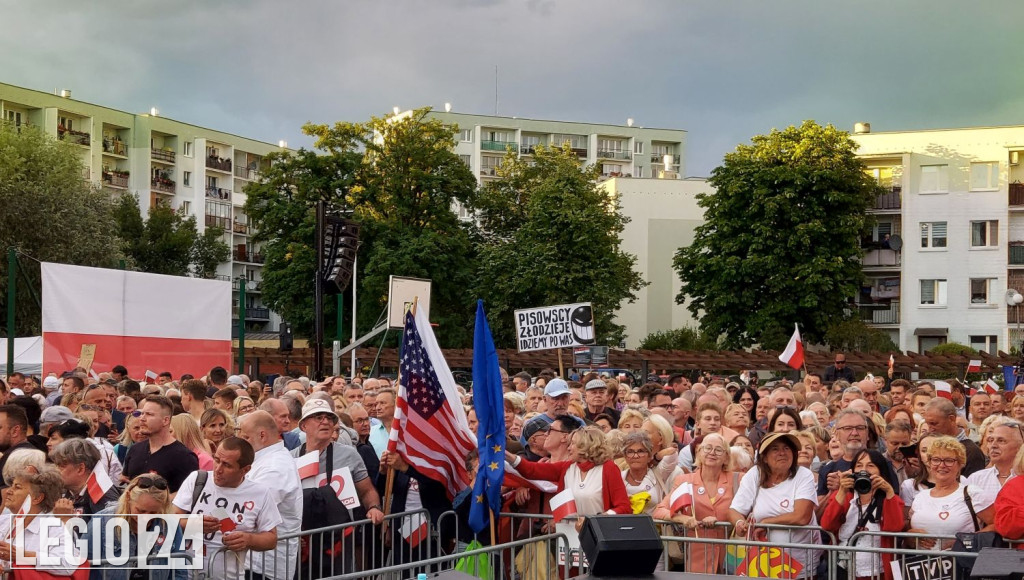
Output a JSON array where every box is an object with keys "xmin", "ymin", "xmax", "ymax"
[
  {"xmin": 0, "ymin": 123, "xmax": 123, "ymax": 335},
  {"xmin": 638, "ymin": 327, "xmax": 721, "ymax": 351},
  {"xmin": 473, "ymin": 144, "xmax": 646, "ymax": 347},
  {"xmin": 673, "ymin": 121, "xmax": 879, "ymax": 350}
]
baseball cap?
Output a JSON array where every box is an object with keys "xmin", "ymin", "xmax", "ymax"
[
  {"xmin": 40, "ymin": 406, "xmax": 73, "ymax": 424},
  {"xmin": 43, "ymin": 376, "xmax": 60, "ymax": 390},
  {"xmin": 544, "ymin": 378, "xmax": 570, "ymax": 397},
  {"xmin": 300, "ymin": 398, "xmax": 338, "ymax": 424},
  {"xmin": 521, "ymin": 418, "xmax": 550, "ymax": 444},
  {"xmin": 584, "ymin": 379, "xmax": 607, "ymax": 391},
  {"xmin": 227, "ymin": 375, "xmax": 245, "ymax": 386},
  {"xmin": 9, "ymin": 389, "xmax": 24, "ymax": 397}
]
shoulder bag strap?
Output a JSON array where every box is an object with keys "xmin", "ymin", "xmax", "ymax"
[
  {"xmin": 962, "ymin": 485, "xmax": 980, "ymax": 532},
  {"xmin": 190, "ymin": 471, "xmax": 209, "ymax": 513}
]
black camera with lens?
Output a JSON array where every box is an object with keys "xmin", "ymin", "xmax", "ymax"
[{"xmin": 853, "ymin": 471, "xmax": 873, "ymax": 495}]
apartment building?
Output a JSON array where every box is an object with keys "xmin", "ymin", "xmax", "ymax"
[
  {"xmin": 853, "ymin": 122, "xmax": 1024, "ymax": 354},
  {"xmin": 0, "ymin": 82, "xmax": 284, "ymax": 335}
]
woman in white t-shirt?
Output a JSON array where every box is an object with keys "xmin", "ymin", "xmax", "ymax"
[
  {"xmin": 908, "ymin": 435, "xmax": 995, "ymax": 550},
  {"xmin": 729, "ymin": 432, "xmax": 821, "ymax": 579}
]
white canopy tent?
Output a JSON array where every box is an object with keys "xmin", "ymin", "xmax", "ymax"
[{"xmin": 0, "ymin": 337, "xmax": 43, "ymax": 376}]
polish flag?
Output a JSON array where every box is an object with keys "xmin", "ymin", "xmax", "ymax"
[
  {"xmin": 400, "ymin": 513, "xmax": 429, "ymax": 548},
  {"xmin": 888, "ymin": 354, "xmax": 895, "ymax": 374},
  {"xmin": 549, "ymin": 489, "xmax": 578, "ymax": 523},
  {"xmin": 145, "ymin": 370, "xmax": 159, "ymax": 381},
  {"xmin": 670, "ymin": 481, "xmax": 695, "ymax": 514},
  {"xmin": 41, "ymin": 262, "xmax": 231, "ymax": 380},
  {"xmin": 86, "ymin": 464, "xmax": 114, "ymax": 504},
  {"xmin": 295, "ymin": 451, "xmax": 320, "ymax": 480},
  {"xmin": 210, "ymin": 507, "xmax": 237, "ymax": 533},
  {"xmin": 935, "ymin": 380, "xmax": 952, "ymax": 400},
  {"xmin": 88, "ymin": 369, "xmax": 99, "ymax": 381},
  {"xmin": 985, "ymin": 379, "xmax": 1000, "ymax": 395},
  {"xmin": 967, "ymin": 360, "xmax": 982, "ymax": 373},
  {"xmin": 778, "ymin": 324, "xmax": 804, "ymax": 370},
  {"xmin": 504, "ymin": 461, "xmax": 557, "ymax": 493}
]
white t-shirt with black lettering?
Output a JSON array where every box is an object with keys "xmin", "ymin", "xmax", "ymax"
[{"xmin": 173, "ymin": 471, "xmax": 282, "ymax": 580}]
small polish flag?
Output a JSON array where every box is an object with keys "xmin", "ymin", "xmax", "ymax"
[
  {"xmin": 670, "ymin": 481, "xmax": 695, "ymax": 514},
  {"xmin": 400, "ymin": 513, "xmax": 429, "ymax": 548},
  {"xmin": 778, "ymin": 324, "xmax": 804, "ymax": 370},
  {"xmin": 985, "ymin": 379, "xmax": 1000, "ymax": 395},
  {"xmin": 935, "ymin": 380, "xmax": 952, "ymax": 400},
  {"xmin": 967, "ymin": 360, "xmax": 982, "ymax": 373},
  {"xmin": 86, "ymin": 463, "xmax": 114, "ymax": 504},
  {"xmin": 210, "ymin": 506, "xmax": 237, "ymax": 533},
  {"xmin": 549, "ymin": 489, "xmax": 578, "ymax": 524},
  {"xmin": 888, "ymin": 354, "xmax": 894, "ymax": 374},
  {"xmin": 145, "ymin": 370, "xmax": 159, "ymax": 380},
  {"xmin": 504, "ymin": 461, "xmax": 558, "ymax": 493},
  {"xmin": 295, "ymin": 450, "xmax": 319, "ymax": 480},
  {"xmin": 89, "ymin": 369, "xmax": 99, "ymax": 381}
]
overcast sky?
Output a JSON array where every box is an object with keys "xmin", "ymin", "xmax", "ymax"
[{"xmin": 4, "ymin": 0, "xmax": 1022, "ymax": 176}]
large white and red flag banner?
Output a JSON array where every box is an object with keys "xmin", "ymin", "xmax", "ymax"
[{"xmin": 42, "ymin": 262, "xmax": 231, "ymax": 378}]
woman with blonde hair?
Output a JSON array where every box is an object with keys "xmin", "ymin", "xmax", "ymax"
[
  {"xmin": 169, "ymin": 414, "xmax": 214, "ymax": 470},
  {"xmin": 1010, "ymin": 396, "xmax": 1024, "ymax": 422},
  {"xmin": 200, "ymin": 408, "xmax": 234, "ymax": 453},
  {"xmin": 617, "ymin": 408, "xmax": 646, "ymax": 433},
  {"xmin": 114, "ymin": 413, "xmax": 146, "ymax": 464},
  {"xmin": 233, "ymin": 395, "xmax": 256, "ymax": 418},
  {"xmin": 724, "ymin": 403, "xmax": 751, "ymax": 433},
  {"xmin": 85, "ymin": 473, "xmax": 187, "ymax": 580},
  {"xmin": 642, "ymin": 415, "xmax": 682, "ymax": 485}
]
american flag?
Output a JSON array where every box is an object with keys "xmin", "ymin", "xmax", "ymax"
[{"xmin": 388, "ymin": 308, "xmax": 475, "ymax": 500}]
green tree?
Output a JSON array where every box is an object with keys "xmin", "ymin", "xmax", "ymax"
[
  {"xmin": 472, "ymin": 144, "xmax": 646, "ymax": 348},
  {"xmin": 113, "ymin": 194, "xmax": 229, "ymax": 278},
  {"xmin": 821, "ymin": 319, "xmax": 899, "ymax": 352},
  {"xmin": 243, "ymin": 148, "xmax": 360, "ymax": 337},
  {"xmin": 304, "ymin": 108, "xmax": 480, "ymax": 347},
  {"xmin": 638, "ymin": 327, "xmax": 721, "ymax": 351},
  {"xmin": 0, "ymin": 123, "xmax": 124, "ymax": 335},
  {"xmin": 673, "ymin": 121, "xmax": 879, "ymax": 350}
]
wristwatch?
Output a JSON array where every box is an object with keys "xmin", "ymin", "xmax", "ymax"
[{"xmin": 367, "ymin": 504, "xmax": 382, "ymax": 512}]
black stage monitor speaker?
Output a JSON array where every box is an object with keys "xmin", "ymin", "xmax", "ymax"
[
  {"xmin": 580, "ymin": 515, "xmax": 663, "ymax": 577},
  {"xmin": 971, "ymin": 548, "xmax": 1024, "ymax": 580}
]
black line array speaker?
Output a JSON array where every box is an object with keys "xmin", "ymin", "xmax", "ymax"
[{"xmin": 580, "ymin": 515, "xmax": 663, "ymax": 577}]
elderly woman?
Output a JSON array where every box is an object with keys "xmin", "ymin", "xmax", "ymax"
[
  {"xmin": 620, "ymin": 431, "xmax": 666, "ymax": 515},
  {"xmin": 1010, "ymin": 396, "xmax": 1024, "ymax": 422},
  {"xmin": 200, "ymin": 408, "xmax": 233, "ymax": 453},
  {"xmin": 724, "ymin": 403, "xmax": 751, "ymax": 434},
  {"xmin": 654, "ymin": 433, "xmax": 737, "ymax": 574},
  {"xmin": 793, "ymin": 430, "xmax": 820, "ymax": 479},
  {"xmin": 86, "ymin": 473, "xmax": 187, "ymax": 580},
  {"xmin": 907, "ymin": 435, "xmax": 995, "ymax": 550},
  {"xmin": 617, "ymin": 408, "xmax": 646, "ymax": 433},
  {"xmin": 50, "ymin": 439, "xmax": 121, "ymax": 514},
  {"xmin": 642, "ymin": 415, "xmax": 682, "ymax": 484},
  {"xmin": 507, "ymin": 425, "xmax": 631, "ymax": 528},
  {"xmin": 232, "ymin": 395, "xmax": 256, "ymax": 418},
  {"xmin": 821, "ymin": 448, "xmax": 904, "ymax": 580},
  {"xmin": 0, "ymin": 465, "xmax": 81, "ymax": 576},
  {"xmin": 729, "ymin": 432, "xmax": 821, "ymax": 578}
]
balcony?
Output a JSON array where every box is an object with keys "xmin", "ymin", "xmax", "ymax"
[
  {"xmin": 151, "ymin": 149, "xmax": 176, "ymax": 164},
  {"xmin": 234, "ymin": 166, "xmax": 259, "ymax": 180},
  {"xmin": 234, "ymin": 249, "xmax": 265, "ymax": 264},
  {"xmin": 872, "ymin": 187, "xmax": 902, "ymax": 210},
  {"xmin": 102, "ymin": 139, "xmax": 126, "ymax": 157},
  {"xmin": 520, "ymin": 144, "xmax": 541, "ymax": 155},
  {"xmin": 1011, "ymin": 183, "xmax": 1024, "ymax": 207},
  {"xmin": 246, "ymin": 307, "xmax": 270, "ymax": 320},
  {"xmin": 205, "ymin": 215, "xmax": 231, "ymax": 229},
  {"xmin": 479, "ymin": 167, "xmax": 498, "ymax": 177},
  {"xmin": 206, "ymin": 186, "xmax": 231, "ymax": 200},
  {"xmin": 570, "ymin": 147, "xmax": 588, "ymax": 158},
  {"xmin": 861, "ymin": 248, "xmax": 901, "ymax": 267},
  {"xmin": 102, "ymin": 171, "xmax": 129, "ymax": 189},
  {"xmin": 58, "ymin": 128, "xmax": 90, "ymax": 147},
  {"xmin": 214, "ymin": 275, "xmax": 231, "ymax": 282},
  {"xmin": 859, "ymin": 301, "xmax": 900, "ymax": 325},
  {"xmin": 233, "ymin": 279, "xmax": 261, "ymax": 293},
  {"xmin": 232, "ymin": 222, "xmax": 250, "ymax": 235},
  {"xmin": 151, "ymin": 177, "xmax": 175, "ymax": 195},
  {"xmin": 1010, "ymin": 244, "xmax": 1024, "ymax": 266},
  {"xmin": 481, "ymin": 140, "xmax": 516, "ymax": 152},
  {"xmin": 206, "ymin": 156, "xmax": 232, "ymax": 172},
  {"xmin": 597, "ymin": 149, "xmax": 632, "ymax": 161},
  {"xmin": 651, "ymin": 153, "xmax": 681, "ymax": 164}
]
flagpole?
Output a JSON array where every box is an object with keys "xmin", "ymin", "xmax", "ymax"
[
  {"xmin": 383, "ymin": 296, "xmax": 418, "ymax": 538},
  {"xmin": 489, "ymin": 508, "xmax": 496, "ymax": 547},
  {"xmin": 557, "ymin": 348, "xmax": 565, "ymax": 378}
]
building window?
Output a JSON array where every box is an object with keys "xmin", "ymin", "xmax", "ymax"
[
  {"xmin": 480, "ymin": 155, "xmax": 500, "ymax": 176},
  {"xmin": 866, "ymin": 166, "xmax": 898, "ymax": 188},
  {"xmin": 183, "ymin": 171, "xmax": 191, "ymax": 187},
  {"xmin": 554, "ymin": 133, "xmax": 587, "ymax": 150},
  {"xmin": 207, "ymin": 176, "xmax": 217, "ymax": 189},
  {"xmin": 458, "ymin": 154, "xmax": 471, "ymax": 168},
  {"xmin": 970, "ymin": 220, "xmax": 998, "ymax": 247},
  {"xmin": 179, "ymin": 200, "xmax": 191, "ymax": 214},
  {"xmin": 920, "ymin": 222, "xmax": 947, "ymax": 248},
  {"xmin": 919, "ymin": 164, "xmax": 949, "ymax": 193},
  {"xmin": 918, "ymin": 336, "xmax": 947, "ymax": 353},
  {"xmin": 920, "ymin": 279, "xmax": 947, "ymax": 306},
  {"xmin": 183, "ymin": 141, "xmax": 193, "ymax": 157},
  {"xmin": 59, "ymin": 116, "xmax": 73, "ymax": 131},
  {"xmin": 459, "ymin": 129, "xmax": 473, "ymax": 142},
  {"xmin": 602, "ymin": 163, "xmax": 623, "ymax": 177},
  {"xmin": 634, "ymin": 166, "xmax": 643, "ymax": 178},
  {"xmin": 634, "ymin": 141, "xmax": 644, "ymax": 154},
  {"xmin": 970, "ymin": 278, "xmax": 994, "ymax": 304},
  {"xmin": 970, "ymin": 335, "xmax": 998, "ymax": 356},
  {"xmin": 969, "ymin": 162, "xmax": 999, "ymax": 191}
]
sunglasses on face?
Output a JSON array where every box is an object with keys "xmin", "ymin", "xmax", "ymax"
[{"xmin": 130, "ymin": 410, "xmax": 143, "ymax": 418}]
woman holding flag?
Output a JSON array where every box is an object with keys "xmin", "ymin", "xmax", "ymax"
[
  {"xmin": 0, "ymin": 465, "xmax": 82, "ymax": 576},
  {"xmin": 653, "ymin": 433, "xmax": 736, "ymax": 574}
]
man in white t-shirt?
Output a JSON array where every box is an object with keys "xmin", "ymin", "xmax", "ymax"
[
  {"xmin": 237, "ymin": 411, "xmax": 303, "ymax": 580},
  {"xmin": 174, "ymin": 437, "xmax": 282, "ymax": 580},
  {"xmin": 966, "ymin": 422, "xmax": 1022, "ymax": 500}
]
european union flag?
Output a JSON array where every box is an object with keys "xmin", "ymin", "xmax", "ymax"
[{"xmin": 469, "ymin": 300, "xmax": 505, "ymax": 534}]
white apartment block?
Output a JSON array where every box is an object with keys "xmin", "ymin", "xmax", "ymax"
[
  {"xmin": 853, "ymin": 122, "xmax": 1024, "ymax": 354},
  {"xmin": 0, "ymin": 82, "xmax": 285, "ymax": 335}
]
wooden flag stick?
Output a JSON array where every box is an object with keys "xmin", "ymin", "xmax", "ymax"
[
  {"xmin": 557, "ymin": 348, "xmax": 565, "ymax": 377},
  {"xmin": 489, "ymin": 508, "xmax": 496, "ymax": 547}
]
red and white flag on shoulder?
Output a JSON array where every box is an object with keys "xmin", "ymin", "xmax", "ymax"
[
  {"xmin": 669, "ymin": 481, "xmax": 694, "ymax": 514},
  {"xmin": 778, "ymin": 324, "xmax": 804, "ymax": 370},
  {"xmin": 504, "ymin": 461, "xmax": 557, "ymax": 493},
  {"xmin": 86, "ymin": 463, "xmax": 114, "ymax": 504},
  {"xmin": 935, "ymin": 380, "xmax": 953, "ymax": 400},
  {"xmin": 295, "ymin": 450, "xmax": 319, "ymax": 480},
  {"xmin": 549, "ymin": 489, "xmax": 578, "ymax": 524},
  {"xmin": 984, "ymin": 378, "xmax": 1000, "ymax": 395},
  {"xmin": 400, "ymin": 513, "xmax": 429, "ymax": 548},
  {"xmin": 967, "ymin": 360, "xmax": 982, "ymax": 373}
]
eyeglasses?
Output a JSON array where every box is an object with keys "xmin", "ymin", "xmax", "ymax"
[
  {"xmin": 135, "ymin": 475, "xmax": 168, "ymax": 490},
  {"xmin": 928, "ymin": 457, "xmax": 960, "ymax": 467},
  {"xmin": 130, "ymin": 410, "xmax": 143, "ymax": 418},
  {"xmin": 836, "ymin": 425, "xmax": 868, "ymax": 433},
  {"xmin": 310, "ymin": 414, "xmax": 335, "ymax": 423},
  {"xmin": 701, "ymin": 446, "xmax": 727, "ymax": 455},
  {"xmin": 548, "ymin": 427, "xmax": 570, "ymax": 435},
  {"xmin": 624, "ymin": 448, "xmax": 650, "ymax": 457}
]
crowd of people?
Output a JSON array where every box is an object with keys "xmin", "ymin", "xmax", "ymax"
[{"xmin": 2, "ymin": 358, "xmax": 1024, "ymax": 579}]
